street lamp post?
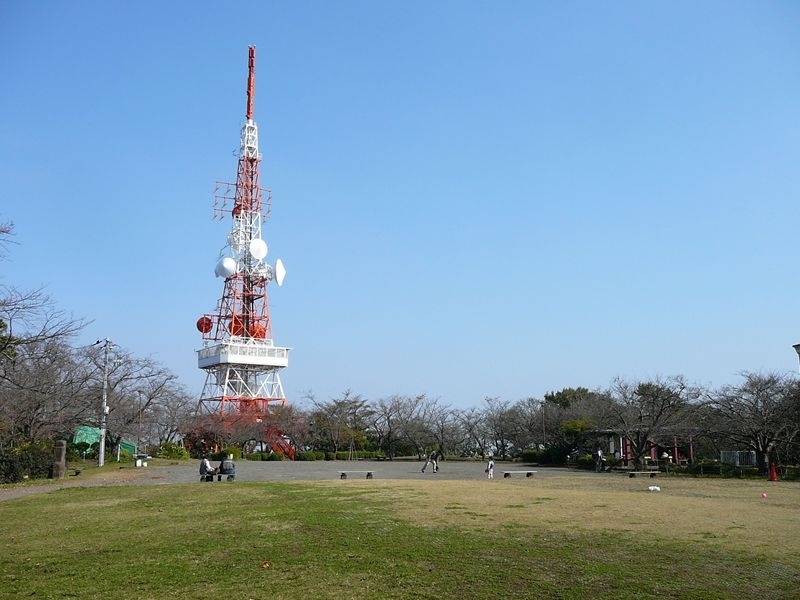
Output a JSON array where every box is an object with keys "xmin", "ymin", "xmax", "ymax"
[{"xmin": 793, "ymin": 344, "xmax": 800, "ymax": 370}]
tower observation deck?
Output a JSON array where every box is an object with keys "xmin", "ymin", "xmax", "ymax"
[{"xmin": 194, "ymin": 46, "xmax": 292, "ymax": 451}]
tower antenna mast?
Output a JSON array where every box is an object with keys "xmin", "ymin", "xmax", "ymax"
[
  {"xmin": 195, "ymin": 46, "xmax": 293, "ymax": 458},
  {"xmin": 246, "ymin": 46, "xmax": 255, "ymax": 121}
]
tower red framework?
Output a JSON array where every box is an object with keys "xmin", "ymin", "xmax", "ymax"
[{"xmin": 195, "ymin": 46, "xmax": 292, "ymax": 457}]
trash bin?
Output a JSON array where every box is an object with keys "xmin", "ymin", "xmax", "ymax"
[{"xmin": 135, "ymin": 454, "xmax": 148, "ymax": 468}]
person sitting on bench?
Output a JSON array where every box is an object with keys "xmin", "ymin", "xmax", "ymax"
[
  {"xmin": 199, "ymin": 455, "xmax": 217, "ymax": 482},
  {"xmin": 217, "ymin": 454, "xmax": 236, "ymax": 481}
]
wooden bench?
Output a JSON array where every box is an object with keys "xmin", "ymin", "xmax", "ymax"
[
  {"xmin": 503, "ymin": 470, "xmax": 537, "ymax": 478},
  {"xmin": 338, "ymin": 471, "xmax": 374, "ymax": 479},
  {"xmin": 628, "ymin": 471, "xmax": 659, "ymax": 478}
]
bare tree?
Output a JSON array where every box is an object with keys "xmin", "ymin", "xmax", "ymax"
[
  {"xmin": 393, "ymin": 394, "xmax": 434, "ymax": 458},
  {"xmin": 0, "ymin": 338, "xmax": 96, "ymax": 447},
  {"xmin": 145, "ymin": 383, "xmax": 196, "ymax": 447},
  {"xmin": 609, "ymin": 376, "xmax": 697, "ymax": 469},
  {"xmin": 456, "ymin": 406, "xmax": 491, "ymax": 458},
  {"xmin": 0, "ymin": 287, "xmax": 87, "ymax": 376},
  {"xmin": 370, "ymin": 395, "xmax": 405, "ymax": 459},
  {"xmin": 308, "ymin": 389, "xmax": 372, "ymax": 454},
  {"xmin": 0, "ymin": 224, "xmax": 92, "ymax": 447},
  {"xmin": 0, "ymin": 303, "xmax": 195, "ymax": 453},
  {"xmin": 504, "ymin": 397, "xmax": 541, "ymax": 453},
  {"xmin": 426, "ymin": 398, "xmax": 463, "ymax": 457},
  {"xmin": 482, "ymin": 397, "xmax": 516, "ymax": 459},
  {"xmin": 70, "ymin": 343, "xmax": 195, "ymax": 455},
  {"xmin": 0, "ymin": 221, "xmax": 15, "ymax": 260},
  {"xmin": 707, "ymin": 372, "xmax": 799, "ymax": 474}
]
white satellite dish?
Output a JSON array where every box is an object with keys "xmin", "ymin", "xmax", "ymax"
[
  {"xmin": 249, "ymin": 238, "xmax": 268, "ymax": 260},
  {"xmin": 275, "ymin": 258, "xmax": 286, "ymax": 286},
  {"xmin": 216, "ymin": 257, "xmax": 237, "ymax": 278}
]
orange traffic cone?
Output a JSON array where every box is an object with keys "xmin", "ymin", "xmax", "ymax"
[{"xmin": 769, "ymin": 462, "xmax": 778, "ymax": 482}]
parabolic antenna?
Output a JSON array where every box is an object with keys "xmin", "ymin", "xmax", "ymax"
[
  {"xmin": 228, "ymin": 315, "xmax": 244, "ymax": 336},
  {"xmin": 249, "ymin": 323, "xmax": 266, "ymax": 339},
  {"xmin": 196, "ymin": 316, "xmax": 213, "ymax": 334},
  {"xmin": 249, "ymin": 238, "xmax": 268, "ymax": 260},
  {"xmin": 275, "ymin": 258, "xmax": 286, "ymax": 286},
  {"xmin": 215, "ymin": 257, "xmax": 237, "ymax": 278}
]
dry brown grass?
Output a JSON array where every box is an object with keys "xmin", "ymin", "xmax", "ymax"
[{"xmin": 329, "ymin": 475, "xmax": 800, "ymax": 559}]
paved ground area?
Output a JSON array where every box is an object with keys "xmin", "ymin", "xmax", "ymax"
[
  {"xmin": 0, "ymin": 459, "xmax": 595, "ymax": 502},
  {"xmin": 141, "ymin": 459, "xmax": 591, "ymax": 483}
]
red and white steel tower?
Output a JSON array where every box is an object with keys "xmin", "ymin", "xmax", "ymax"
[{"xmin": 195, "ymin": 46, "xmax": 291, "ymax": 445}]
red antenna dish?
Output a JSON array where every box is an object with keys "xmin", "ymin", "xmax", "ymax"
[
  {"xmin": 228, "ymin": 315, "xmax": 244, "ymax": 336},
  {"xmin": 196, "ymin": 316, "xmax": 213, "ymax": 334},
  {"xmin": 249, "ymin": 323, "xmax": 266, "ymax": 339}
]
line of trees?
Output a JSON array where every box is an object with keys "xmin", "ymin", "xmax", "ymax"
[
  {"xmin": 283, "ymin": 376, "xmax": 800, "ymax": 474},
  {"xmin": 3, "ymin": 223, "xmax": 800, "ymax": 477},
  {"xmin": 1, "ymin": 223, "xmax": 195, "ymax": 463},
  {"xmin": 0, "ymin": 295, "xmax": 194, "ymax": 458}
]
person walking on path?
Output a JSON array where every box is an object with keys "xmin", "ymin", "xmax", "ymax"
[
  {"xmin": 595, "ymin": 447, "xmax": 605, "ymax": 473},
  {"xmin": 485, "ymin": 455, "xmax": 494, "ymax": 479},
  {"xmin": 421, "ymin": 450, "xmax": 440, "ymax": 473}
]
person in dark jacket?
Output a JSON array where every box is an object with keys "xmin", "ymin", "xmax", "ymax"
[
  {"xmin": 217, "ymin": 454, "xmax": 236, "ymax": 481},
  {"xmin": 421, "ymin": 450, "xmax": 440, "ymax": 473}
]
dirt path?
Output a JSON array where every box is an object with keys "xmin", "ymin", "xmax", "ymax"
[{"xmin": 0, "ymin": 460, "xmax": 591, "ymax": 502}]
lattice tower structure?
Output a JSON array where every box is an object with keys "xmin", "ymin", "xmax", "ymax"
[{"xmin": 196, "ymin": 46, "xmax": 291, "ymax": 428}]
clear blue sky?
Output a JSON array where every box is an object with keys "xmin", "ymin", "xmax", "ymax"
[{"xmin": 2, "ymin": 2, "xmax": 800, "ymax": 409}]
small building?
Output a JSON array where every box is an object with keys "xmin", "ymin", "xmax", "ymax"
[{"xmin": 595, "ymin": 429, "xmax": 695, "ymax": 466}]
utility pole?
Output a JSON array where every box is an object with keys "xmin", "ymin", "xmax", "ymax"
[
  {"xmin": 137, "ymin": 390, "xmax": 144, "ymax": 455},
  {"xmin": 98, "ymin": 338, "xmax": 112, "ymax": 467}
]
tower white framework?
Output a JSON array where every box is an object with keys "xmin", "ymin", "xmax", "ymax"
[{"xmin": 195, "ymin": 46, "xmax": 292, "ymax": 439}]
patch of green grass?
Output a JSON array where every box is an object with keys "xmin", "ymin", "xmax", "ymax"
[{"xmin": 1, "ymin": 482, "xmax": 798, "ymax": 599}]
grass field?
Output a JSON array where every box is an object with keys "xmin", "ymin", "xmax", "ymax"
[{"xmin": 1, "ymin": 472, "xmax": 798, "ymax": 599}]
